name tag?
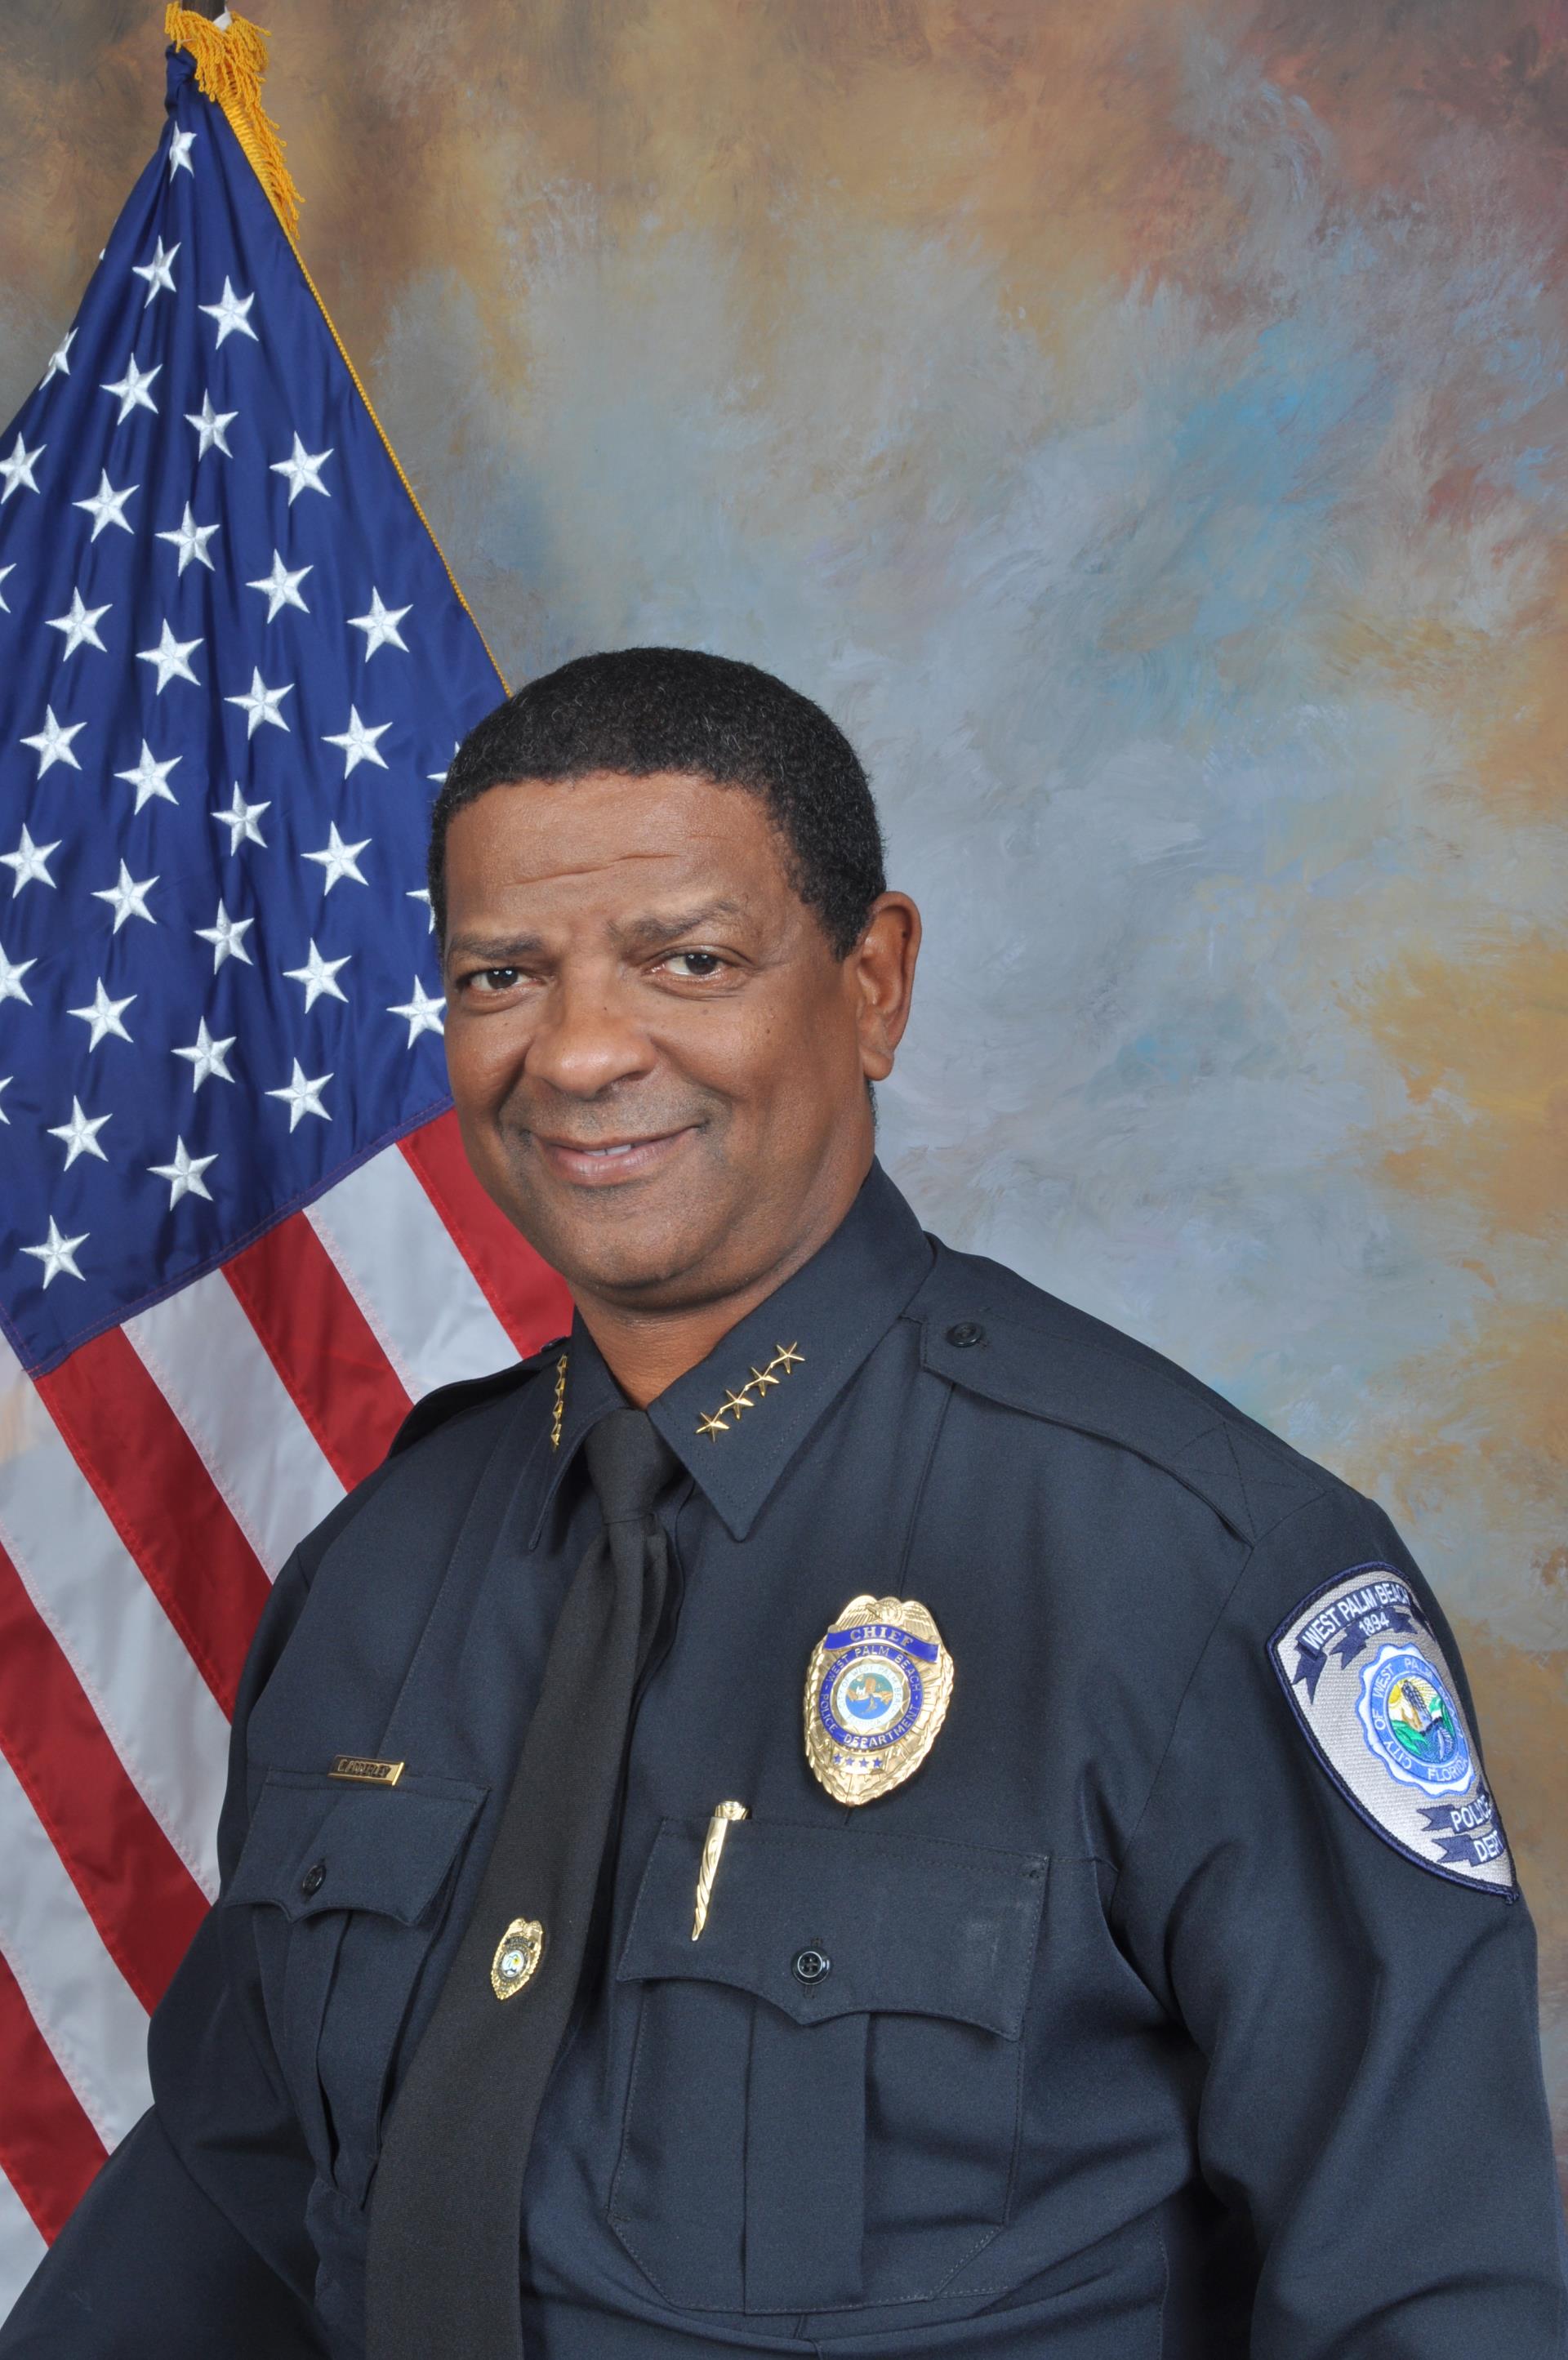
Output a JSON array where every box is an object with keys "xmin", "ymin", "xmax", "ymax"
[{"xmin": 328, "ymin": 1754, "xmax": 404, "ymax": 1787}]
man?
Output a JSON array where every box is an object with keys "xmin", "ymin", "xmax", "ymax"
[{"xmin": 5, "ymin": 647, "xmax": 1564, "ymax": 2358}]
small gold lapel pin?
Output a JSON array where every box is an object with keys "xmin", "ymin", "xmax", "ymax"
[
  {"xmin": 692, "ymin": 1801, "xmax": 748, "ymax": 1939},
  {"xmin": 491, "ymin": 1916, "xmax": 545, "ymax": 2000}
]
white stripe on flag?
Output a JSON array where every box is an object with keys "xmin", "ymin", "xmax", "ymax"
[
  {"xmin": 0, "ymin": 2166, "xmax": 47, "ymax": 2324},
  {"xmin": 0, "ymin": 1342, "xmax": 228, "ymax": 1895},
  {"xmin": 0, "ymin": 1748, "xmax": 150, "ymax": 2150},
  {"xmin": 126, "ymin": 1271, "xmax": 345, "ymax": 1579},
  {"xmin": 305, "ymin": 1146, "xmax": 517, "ymax": 1399}
]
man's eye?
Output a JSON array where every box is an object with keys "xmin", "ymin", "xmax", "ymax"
[
  {"xmin": 661, "ymin": 951, "xmax": 726, "ymax": 980},
  {"xmin": 467, "ymin": 966, "xmax": 521, "ymax": 993}
]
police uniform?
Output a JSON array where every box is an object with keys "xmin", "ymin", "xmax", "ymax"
[{"xmin": 6, "ymin": 1162, "xmax": 1566, "ymax": 2357}]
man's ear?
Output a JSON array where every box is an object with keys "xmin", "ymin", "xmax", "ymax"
[{"xmin": 851, "ymin": 893, "xmax": 921, "ymax": 1081}]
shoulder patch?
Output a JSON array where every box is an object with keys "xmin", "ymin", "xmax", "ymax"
[{"xmin": 1270, "ymin": 1565, "xmax": 1516, "ymax": 1899}]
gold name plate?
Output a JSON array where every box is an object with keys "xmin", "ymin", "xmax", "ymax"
[{"xmin": 328, "ymin": 1755, "xmax": 404, "ymax": 1787}]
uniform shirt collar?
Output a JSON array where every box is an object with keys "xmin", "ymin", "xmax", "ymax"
[{"xmin": 537, "ymin": 1160, "xmax": 933, "ymax": 1543}]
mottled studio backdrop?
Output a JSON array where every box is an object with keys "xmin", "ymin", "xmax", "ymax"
[{"xmin": 2, "ymin": 0, "xmax": 1565, "ymax": 2177}]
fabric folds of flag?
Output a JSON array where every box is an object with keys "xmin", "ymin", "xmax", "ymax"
[{"xmin": 0, "ymin": 11, "xmax": 570, "ymax": 2312}]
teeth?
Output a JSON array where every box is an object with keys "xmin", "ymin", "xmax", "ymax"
[{"xmin": 586, "ymin": 1142, "xmax": 635, "ymax": 1156}]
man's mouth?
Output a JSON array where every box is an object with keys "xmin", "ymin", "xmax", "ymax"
[{"xmin": 529, "ymin": 1126, "xmax": 699, "ymax": 1186}]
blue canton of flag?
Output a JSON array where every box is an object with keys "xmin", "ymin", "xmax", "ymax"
[{"xmin": 0, "ymin": 35, "xmax": 505, "ymax": 1378}]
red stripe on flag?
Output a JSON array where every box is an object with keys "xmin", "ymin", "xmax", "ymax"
[
  {"xmin": 224, "ymin": 1213, "xmax": 413, "ymax": 1489},
  {"xmin": 36, "ymin": 1333, "xmax": 271, "ymax": 1717},
  {"xmin": 400, "ymin": 1111, "xmax": 572, "ymax": 1356},
  {"xmin": 0, "ymin": 1545, "xmax": 208, "ymax": 2011},
  {"xmin": 0, "ymin": 1942, "xmax": 109, "ymax": 2245}
]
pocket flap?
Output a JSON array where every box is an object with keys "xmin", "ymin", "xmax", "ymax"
[
  {"xmin": 226, "ymin": 1770, "xmax": 484, "ymax": 1926},
  {"xmin": 617, "ymin": 1819, "xmax": 1047, "ymax": 2036}
]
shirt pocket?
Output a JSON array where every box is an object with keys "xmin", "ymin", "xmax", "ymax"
[
  {"xmin": 609, "ymin": 1819, "xmax": 1048, "ymax": 2316},
  {"xmin": 225, "ymin": 1767, "xmax": 485, "ymax": 2206}
]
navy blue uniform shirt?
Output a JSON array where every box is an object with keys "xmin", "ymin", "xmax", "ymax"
[{"xmin": 6, "ymin": 1163, "xmax": 1566, "ymax": 2356}]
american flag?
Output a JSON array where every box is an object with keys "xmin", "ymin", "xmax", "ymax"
[{"xmin": 0, "ymin": 17, "xmax": 569, "ymax": 2309}]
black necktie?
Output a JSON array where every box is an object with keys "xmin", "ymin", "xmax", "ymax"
[{"xmin": 366, "ymin": 1407, "xmax": 679, "ymax": 2360}]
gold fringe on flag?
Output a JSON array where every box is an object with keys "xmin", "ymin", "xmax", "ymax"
[
  {"xmin": 163, "ymin": 7, "xmax": 301, "ymax": 236},
  {"xmin": 158, "ymin": 2, "xmax": 506, "ymax": 686}
]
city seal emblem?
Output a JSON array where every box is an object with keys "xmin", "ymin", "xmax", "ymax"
[
  {"xmin": 1356, "ymin": 1644, "xmax": 1472, "ymax": 1796},
  {"xmin": 804, "ymin": 1594, "xmax": 954, "ymax": 1807}
]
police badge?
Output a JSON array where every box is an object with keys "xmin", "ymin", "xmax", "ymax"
[
  {"xmin": 490, "ymin": 1916, "xmax": 544, "ymax": 2001},
  {"xmin": 804, "ymin": 1594, "xmax": 954, "ymax": 1806},
  {"xmin": 1271, "ymin": 1564, "xmax": 1516, "ymax": 1896}
]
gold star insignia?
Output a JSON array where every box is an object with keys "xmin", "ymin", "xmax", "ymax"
[{"xmin": 694, "ymin": 1341, "xmax": 804, "ymax": 1438}]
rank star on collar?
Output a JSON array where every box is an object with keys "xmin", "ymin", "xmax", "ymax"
[
  {"xmin": 539, "ymin": 1166, "xmax": 936, "ymax": 1550},
  {"xmin": 695, "ymin": 1343, "xmax": 804, "ymax": 1439}
]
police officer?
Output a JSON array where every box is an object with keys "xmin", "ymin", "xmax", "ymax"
[{"xmin": 6, "ymin": 647, "xmax": 1564, "ymax": 2358}]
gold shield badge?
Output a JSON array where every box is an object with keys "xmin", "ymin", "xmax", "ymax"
[
  {"xmin": 804, "ymin": 1594, "xmax": 954, "ymax": 1807},
  {"xmin": 490, "ymin": 1916, "xmax": 544, "ymax": 2001}
]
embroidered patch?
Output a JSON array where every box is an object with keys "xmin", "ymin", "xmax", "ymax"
[{"xmin": 1270, "ymin": 1564, "xmax": 1516, "ymax": 1897}]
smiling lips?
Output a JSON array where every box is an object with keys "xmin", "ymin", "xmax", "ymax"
[{"xmin": 532, "ymin": 1127, "xmax": 697, "ymax": 1186}]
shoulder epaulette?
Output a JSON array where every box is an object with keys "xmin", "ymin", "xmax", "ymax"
[
  {"xmin": 911, "ymin": 1246, "xmax": 1324, "ymax": 1544},
  {"xmin": 387, "ymin": 1338, "xmax": 567, "ymax": 1459}
]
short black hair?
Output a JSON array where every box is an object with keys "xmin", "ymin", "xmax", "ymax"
[{"xmin": 428, "ymin": 647, "xmax": 886, "ymax": 958}]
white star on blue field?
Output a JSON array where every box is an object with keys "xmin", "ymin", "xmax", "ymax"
[{"xmin": 0, "ymin": 48, "xmax": 502, "ymax": 1376}]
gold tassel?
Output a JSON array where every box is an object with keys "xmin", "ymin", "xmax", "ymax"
[
  {"xmin": 160, "ymin": 4, "xmax": 507, "ymax": 686},
  {"xmin": 164, "ymin": 7, "xmax": 301, "ymax": 236}
]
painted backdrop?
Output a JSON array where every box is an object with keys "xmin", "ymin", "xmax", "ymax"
[{"xmin": 2, "ymin": 0, "xmax": 1564, "ymax": 2184}]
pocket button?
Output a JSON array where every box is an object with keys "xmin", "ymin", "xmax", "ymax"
[
  {"xmin": 792, "ymin": 1947, "xmax": 831, "ymax": 1985},
  {"xmin": 300, "ymin": 1859, "xmax": 327, "ymax": 1898}
]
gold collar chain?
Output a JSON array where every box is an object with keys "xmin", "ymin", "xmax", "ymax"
[{"xmin": 695, "ymin": 1343, "xmax": 804, "ymax": 1440}]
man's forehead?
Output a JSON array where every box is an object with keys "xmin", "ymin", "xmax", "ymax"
[{"xmin": 444, "ymin": 770, "xmax": 788, "ymax": 905}]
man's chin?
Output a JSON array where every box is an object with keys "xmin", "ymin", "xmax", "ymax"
[
  {"xmin": 553, "ymin": 1236, "xmax": 735, "ymax": 1311},
  {"xmin": 503, "ymin": 1184, "xmax": 730, "ymax": 1308}
]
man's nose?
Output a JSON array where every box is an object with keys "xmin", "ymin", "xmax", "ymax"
[{"xmin": 523, "ymin": 972, "xmax": 656, "ymax": 1098}]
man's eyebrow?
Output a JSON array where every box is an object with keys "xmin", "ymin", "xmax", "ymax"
[
  {"xmin": 442, "ymin": 903, "xmax": 751, "ymax": 967},
  {"xmin": 609, "ymin": 901, "xmax": 750, "ymax": 952},
  {"xmin": 443, "ymin": 930, "xmax": 550, "ymax": 964}
]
